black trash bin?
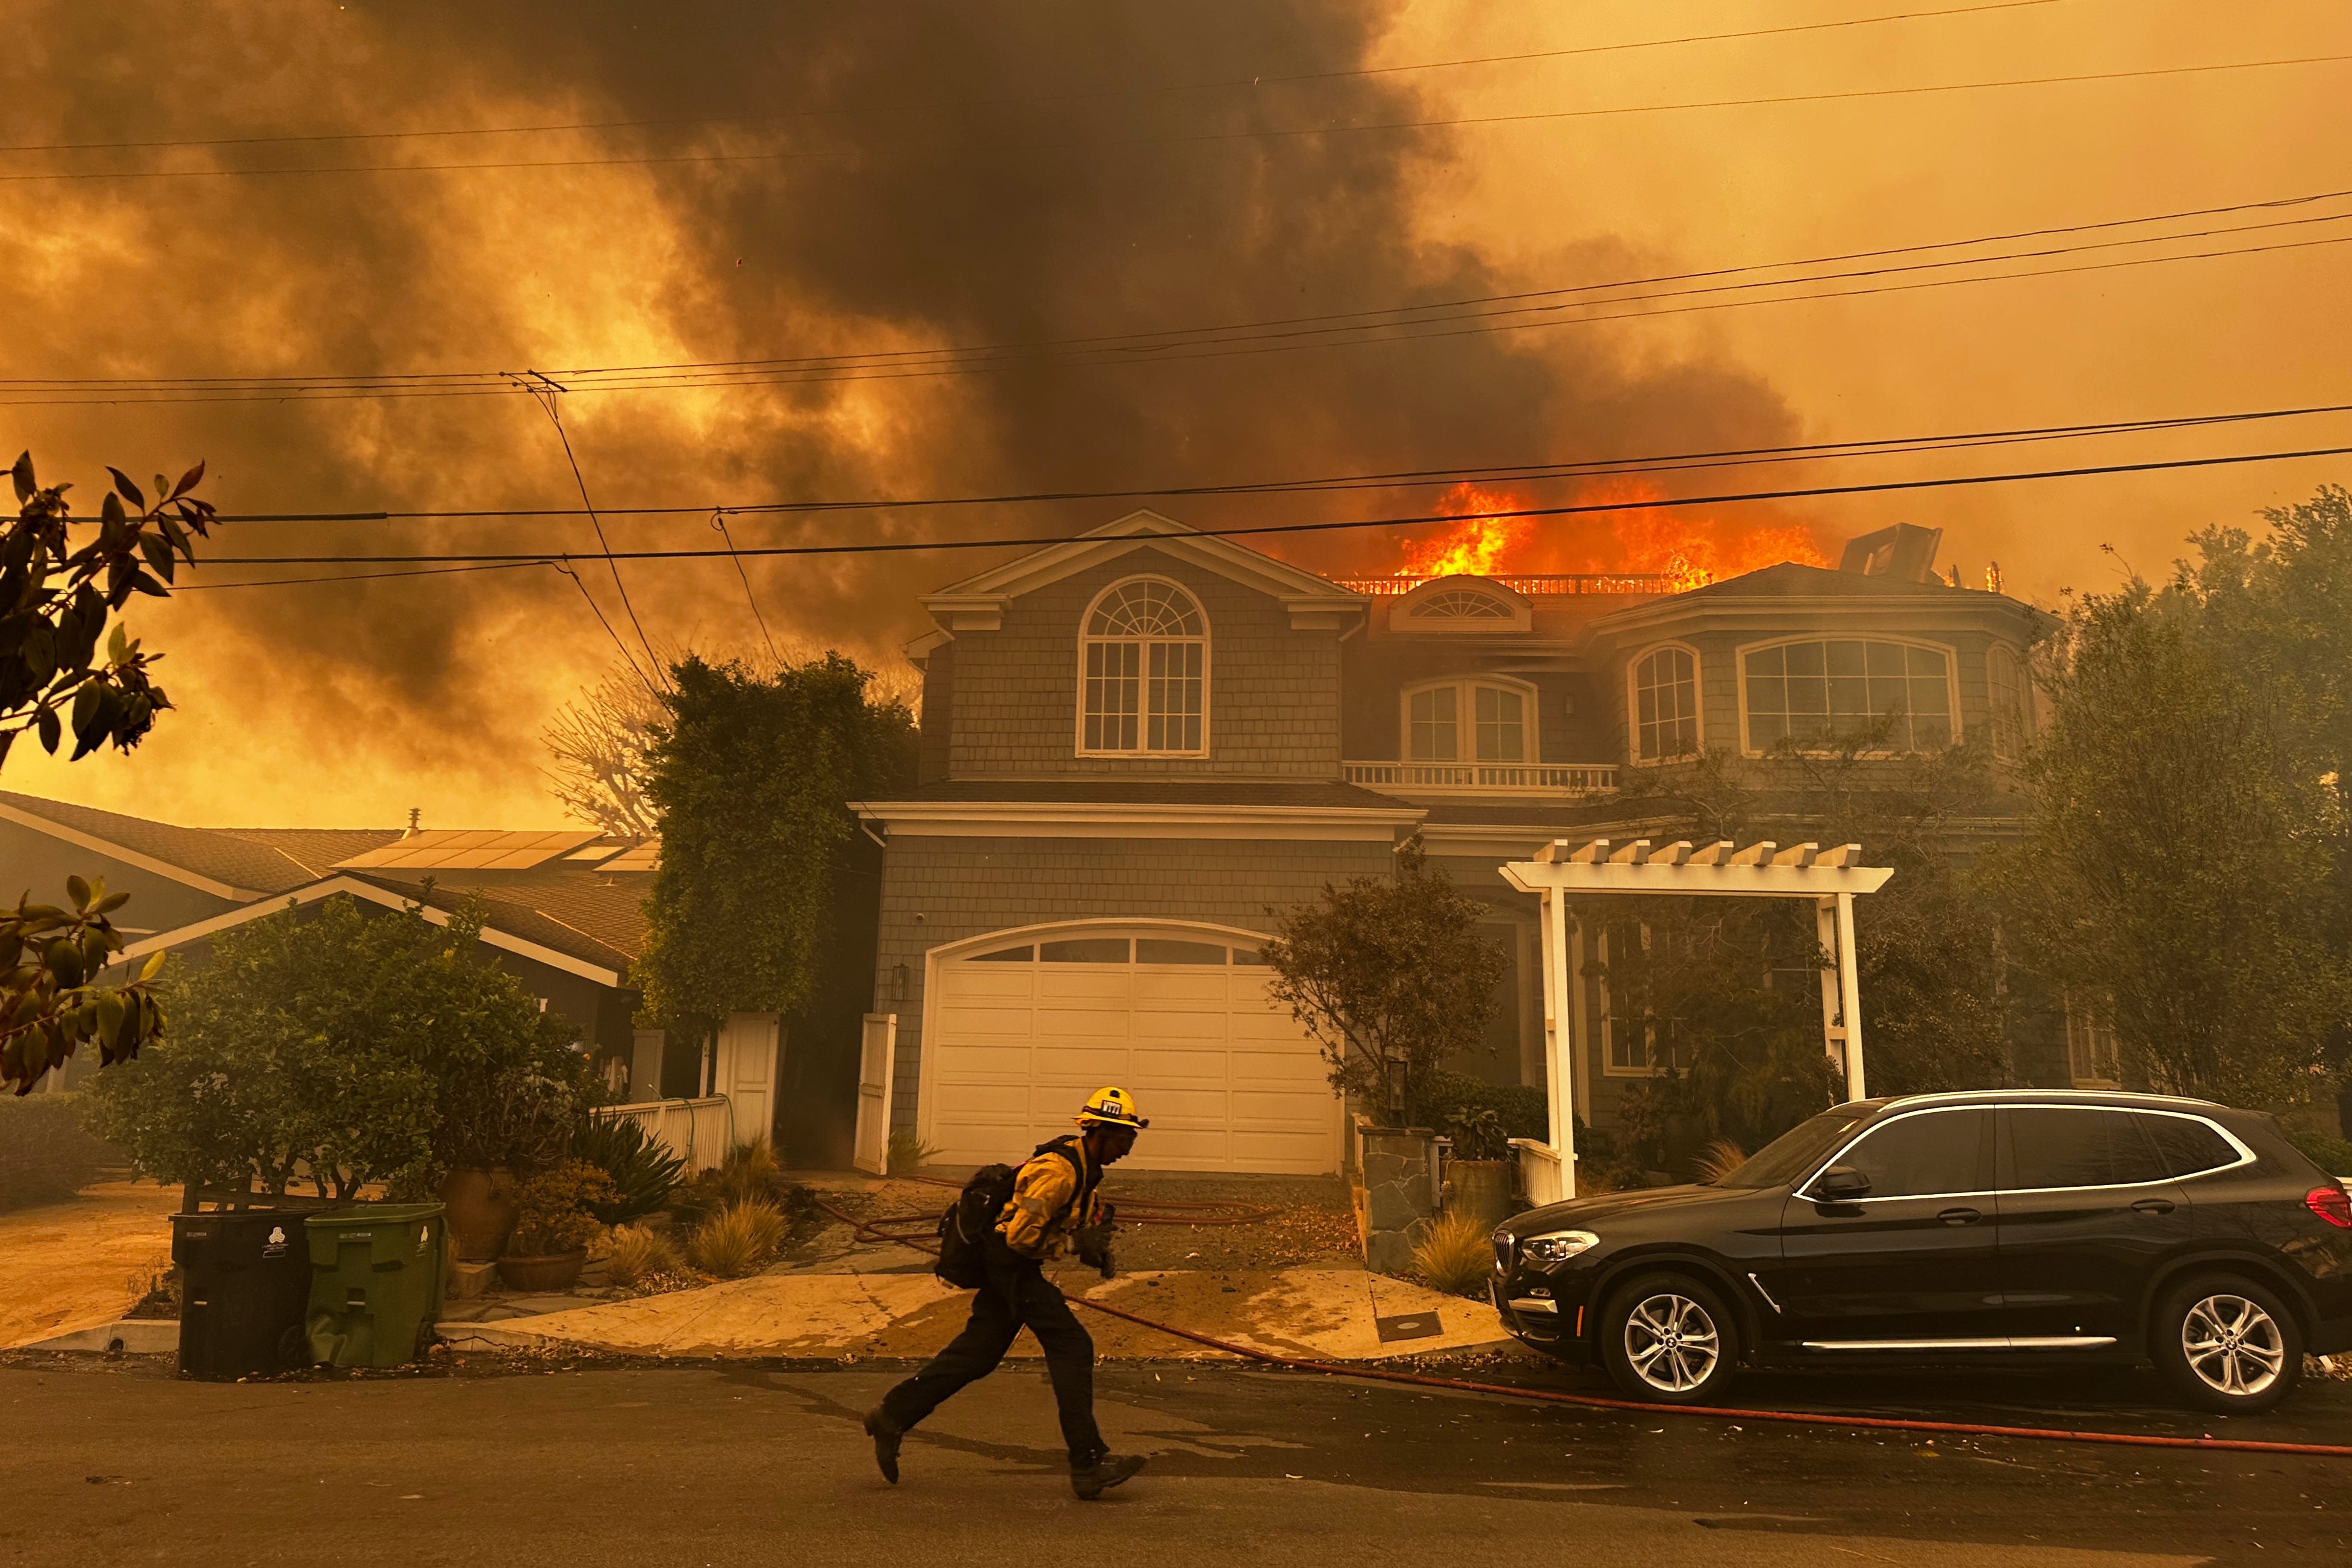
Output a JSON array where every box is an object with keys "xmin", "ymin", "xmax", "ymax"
[{"xmin": 170, "ymin": 1210, "xmax": 317, "ymax": 1380}]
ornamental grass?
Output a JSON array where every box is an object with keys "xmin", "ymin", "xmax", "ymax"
[
  {"xmin": 688, "ymin": 1197, "xmax": 788, "ymax": 1279},
  {"xmin": 1412, "ymin": 1211, "xmax": 1493, "ymax": 1296}
]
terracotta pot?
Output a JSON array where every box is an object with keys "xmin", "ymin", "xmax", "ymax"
[
  {"xmin": 438, "ymin": 1167, "xmax": 519, "ymax": 1261},
  {"xmin": 1443, "ymin": 1159, "xmax": 1516, "ymax": 1231},
  {"xmin": 496, "ymin": 1249, "xmax": 587, "ymax": 1293}
]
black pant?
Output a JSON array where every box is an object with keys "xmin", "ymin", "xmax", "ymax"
[{"xmin": 879, "ymin": 1239, "xmax": 1104, "ymax": 1466}]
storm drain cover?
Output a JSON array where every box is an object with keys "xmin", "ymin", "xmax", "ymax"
[{"xmin": 1374, "ymin": 1311, "xmax": 1442, "ymax": 1343}]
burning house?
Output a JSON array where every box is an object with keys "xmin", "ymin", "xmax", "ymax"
[{"xmin": 853, "ymin": 508, "xmax": 2050, "ymax": 1176}]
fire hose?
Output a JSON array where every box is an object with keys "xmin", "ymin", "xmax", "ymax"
[{"xmin": 811, "ymin": 1193, "xmax": 2352, "ymax": 1461}]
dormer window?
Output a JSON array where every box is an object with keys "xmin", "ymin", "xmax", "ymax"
[
  {"xmin": 1386, "ymin": 575, "xmax": 1533, "ymax": 633},
  {"xmin": 1079, "ymin": 577, "xmax": 1207, "ymax": 755},
  {"xmin": 1414, "ymin": 588, "xmax": 1513, "ymax": 621},
  {"xmin": 1403, "ymin": 678, "xmax": 1535, "ymax": 762}
]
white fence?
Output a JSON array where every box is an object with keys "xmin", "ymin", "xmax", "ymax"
[{"xmin": 591, "ymin": 1095, "xmax": 734, "ymax": 1175}]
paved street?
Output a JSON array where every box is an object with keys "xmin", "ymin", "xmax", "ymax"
[{"xmin": 7, "ymin": 1358, "xmax": 2344, "ymax": 1566}]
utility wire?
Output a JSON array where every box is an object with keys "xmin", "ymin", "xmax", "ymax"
[
  {"xmin": 520, "ymin": 376, "xmax": 662, "ymax": 690},
  {"xmin": 10, "ymin": 201, "xmax": 2350, "ymax": 406},
  {"xmin": 157, "ymin": 400, "xmax": 2352, "ymax": 528},
  {"xmin": 7, "ymin": 48, "xmax": 2342, "ymax": 184},
  {"xmin": 712, "ymin": 511, "xmax": 780, "ymax": 661},
  {"xmin": 0, "ymin": 2, "xmax": 2066, "ymax": 157},
  {"xmin": 190, "ymin": 442, "xmax": 2352, "ymax": 569}
]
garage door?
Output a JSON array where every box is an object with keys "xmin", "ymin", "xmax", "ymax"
[{"xmin": 922, "ymin": 926, "xmax": 1340, "ymax": 1174}]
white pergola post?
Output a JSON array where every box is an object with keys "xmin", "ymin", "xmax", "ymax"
[{"xmin": 1502, "ymin": 839, "xmax": 1892, "ymax": 1205}]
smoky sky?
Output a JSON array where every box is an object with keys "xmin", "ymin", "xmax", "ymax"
[{"xmin": 7, "ymin": 0, "xmax": 1794, "ymax": 824}]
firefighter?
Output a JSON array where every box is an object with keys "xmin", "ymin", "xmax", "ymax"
[{"xmin": 865, "ymin": 1086, "xmax": 1150, "ymax": 1500}]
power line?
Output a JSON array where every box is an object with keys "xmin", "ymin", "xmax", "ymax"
[
  {"xmin": 188, "ymin": 442, "xmax": 2352, "ymax": 570},
  {"xmin": 520, "ymin": 375, "xmax": 662, "ymax": 689},
  {"xmin": 11, "ymin": 193, "xmax": 2350, "ymax": 406},
  {"xmin": 163, "ymin": 401, "xmax": 2352, "ymax": 529},
  {"xmin": 8, "ymin": 49, "xmax": 2343, "ymax": 184},
  {"xmin": 176, "ymin": 559, "xmax": 556, "ymax": 590},
  {"xmin": 712, "ymin": 511, "xmax": 780, "ymax": 661},
  {"xmin": 0, "ymin": 3, "xmax": 2071, "ymax": 158}
]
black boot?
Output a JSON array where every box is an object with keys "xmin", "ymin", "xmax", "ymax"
[
  {"xmin": 863, "ymin": 1408, "xmax": 903, "ymax": 1484},
  {"xmin": 1070, "ymin": 1452, "xmax": 1146, "ymax": 1501}
]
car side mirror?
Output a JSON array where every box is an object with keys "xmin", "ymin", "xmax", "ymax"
[{"xmin": 1813, "ymin": 1166, "xmax": 1871, "ymax": 1201}]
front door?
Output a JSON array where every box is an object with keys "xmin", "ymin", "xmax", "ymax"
[
  {"xmin": 1990, "ymin": 1105, "xmax": 2192, "ymax": 1349},
  {"xmin": 1773, "ymin": 1106, "xmax": 2001, "ymax": 1348}
]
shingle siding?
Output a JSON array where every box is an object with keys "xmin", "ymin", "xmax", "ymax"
[
  {"xmin": 870, "ymin": 833, "xmax": 1393, "ymax": 1134},
  {"xmin": 945, "ymin": 546, "xmax": 1342, "ymax": 779}
]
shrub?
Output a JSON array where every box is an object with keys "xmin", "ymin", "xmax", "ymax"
[
  {"xmin": 1413, "ymin": 1071, "xmax": 1546, "ymax": 1146},
  {"xmin": 602, "ymin": 1224, "xmax": 685, "ymax": 1288},
  {"xmin": 709, "ymin": 1139, "xmax": 781, "ymax": 1207},
  {"xmin": 1411, "ymin": 1212, "xmax": 1492, "ymax": 1296},
  {"xmin": 1692, "ymin": 1137, "xmax": 1749, "ymax": 1186},
  {"xmin": 0, "ymin": 1096, "xmax": 111, "ymax": 1212},
  {"xmin": 2286, "ymin": 1124, "xmax": 2352, "ymax": 1179},
  {"xmin": 689, "ymin": 1198, "xmax": 788, "ymax": 1278},
  {"xmin": 509, "ymin": 1160, "xmax": 621, "ymax": 1255},
  {"xmin": 571, "ymin": 1116, "xmax": 685, "ymax": 1222},
  {"xmin": 885, "ymin": 1131, "xmax": 938, "ymax": 1175}
]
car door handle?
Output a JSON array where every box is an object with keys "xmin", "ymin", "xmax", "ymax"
[
  {"xmin": 2132, "ymin": 1198, "xmax": 2176, "ymax": 1215},
  {"xmin": 1937, "ymin": 1207, "xmax": 1983, "ymax": 1225}
]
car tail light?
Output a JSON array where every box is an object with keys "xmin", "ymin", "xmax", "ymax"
[{"xmin": 2305, "ymin": 1185, "xmax": 2352, "ymax": 1229}]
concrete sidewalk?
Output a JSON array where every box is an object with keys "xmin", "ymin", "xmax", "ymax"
[
  {"xmin": 438, "ymin": 1265, "xmax": 1504, "ymax": 1362},
  {"xmin": 0, "ymin": 1181, "xmax": 180, "ymax": 1350}
]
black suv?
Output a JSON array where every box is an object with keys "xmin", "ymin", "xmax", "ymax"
[{"xmin": 1489, "ymin": 1090, "xmax": 2352, "ymax": 1413}]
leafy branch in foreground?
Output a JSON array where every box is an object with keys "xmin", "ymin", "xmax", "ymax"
[
  {"xmin": 1, "ymin": 876, "xmax": 166, "ymax": 1094},
  {"xmin": 1, "ymin": 450, "xmax": 214, "ymax": 767}
]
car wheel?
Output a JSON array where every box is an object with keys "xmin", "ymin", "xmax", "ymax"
[
  {"xmin": 1598, "ymin": 1272, "xmax": 1738, "ymax": 1405},
  {"xmin": 2151, "ymin": 1273, "xmax": 2304, "ymax": 1416}
]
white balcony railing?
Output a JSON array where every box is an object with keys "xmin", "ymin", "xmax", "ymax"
[{"xmin": 1342, "ymin": 761, "xmax": 1619, "ymax": 797}]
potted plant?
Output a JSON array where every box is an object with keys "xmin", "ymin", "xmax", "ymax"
[
  {"xmin": 1441, "ymin": 1106, "xmax": 1517, "ymax": 1230},
  {"xmin": 437, "ymin": 1068, "xmax": 579, "ymax": 1260},
  {"xmin": 498, "ymin": 1160, "xmax": 621, "ymax": 1292}
]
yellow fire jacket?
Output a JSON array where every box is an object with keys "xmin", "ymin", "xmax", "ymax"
[{"xmin": 994, "ymin": 1136, "xmax": 1101, "ymax": 1260}]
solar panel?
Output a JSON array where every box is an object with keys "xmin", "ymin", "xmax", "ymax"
[
  {"xmin": 565, "ymin": 843, "xmax": 627, "ymax": 863},
  {"xmin": 597, "ymin": 841, "xmax": 661, "ymax": 873},
  {"xmin": 332, "ymin": 829, "xmax": 601, "ymax": 871}
]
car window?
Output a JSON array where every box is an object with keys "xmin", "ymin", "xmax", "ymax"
[
  {"xmin": 2002, "ymin": 1107, "xmax": 2171, "ymax": 1190},
  {"xmin": 1815, "ymin": 1108, "xmax": 1991, "ymax": 1199},
  {"xmin": 1715, "ymin": 1109, "xmax": 1873, "ymax": 1189},
  {"xmin": 2138, "ymin": 1113, "xmax": 2242, "ymax": 1178}
]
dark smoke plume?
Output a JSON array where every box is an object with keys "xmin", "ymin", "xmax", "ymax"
[{"xmin": 5, "ymin": 1, "xmax": 1791, "ymax": 822}]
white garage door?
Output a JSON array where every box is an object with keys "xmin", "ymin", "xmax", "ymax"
[{"xmin": 922, "ymin": 926, "xmax": 1341, "ymax": 1174}]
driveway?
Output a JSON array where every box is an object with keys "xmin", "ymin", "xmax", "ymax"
[
  {"xmin": 0, "ymin": 1181, "xmax": 178, "ymax": 1349},
  {"xmin": 7, "ymin": 1358, "xmax": 2343, "ymax": 1566}
]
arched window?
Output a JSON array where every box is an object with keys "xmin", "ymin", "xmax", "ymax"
[
  {"xmin": 1080, "ymin": 578, "xmax": 1207, "ymax": 754},
  {"xmin": 1741, "ymin": 638, "xmax": 1955, "ymax": 753},
  {"xmin": 1411, "ymin": 588, "xmax": 1514, "ymax": 621},
  {"xmin": 1631, "ymin": 646, "xmax": 1699, "ymax": 762},
  {"xmin": 1988, "ymin": 644, "xmax": 2028, "ymax": 762},
  {"xmin": 1403, "ymin": 679, "xmax": 1534, "ymax": 762}
]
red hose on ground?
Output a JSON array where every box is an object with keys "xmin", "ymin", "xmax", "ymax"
[{"xmin": 809, "ymin": 1194, "xmax": 2352, "ymax": 1461}]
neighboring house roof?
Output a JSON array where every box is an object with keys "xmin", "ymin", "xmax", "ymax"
[
  {"xmin": 116, "ymin": 871, "xmax": 641, "ymax": 987},
  {"xmin": 0, "ymin": 789, "xmax": 399, "ymax": 897},
  {"xmin": 344, "ymin": 871, "xmax": 643, "ymax": 975}
]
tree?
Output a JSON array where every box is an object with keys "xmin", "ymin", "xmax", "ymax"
[
  {"xmin": 541, "ymin": 658, "xmax": 664, "ymax": 841},
  {"xmin": 2, "ymin": 452, "xmax": 214, "ymax": 1094},
  {"xmin": 1990, "ymin": 505, "xmax": 2352, "ymax": 1106},
  {"xmin": 81, "ymin": 894, "xmax": 586, "ymax": 1198},
  {"xmin": 635, "ymin": 653, "xmax": 917, "ymax": 1036},
  {"xmin": 1259, "ymin": 841, "xmax": 1510, "ymax": 1122}
]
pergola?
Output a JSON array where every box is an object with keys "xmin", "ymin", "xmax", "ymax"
[{"xmin": 1499, "ymin": 838, "xmax": 1894, "ymax": 1206}]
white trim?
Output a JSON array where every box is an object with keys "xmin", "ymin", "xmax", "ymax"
[
  {"xmin": 1733, "ymin": 633, "xmax": 1964, "ymax": 758},
  {"xmin": 1625, "ymin": 640, "xmax": 1703, "ymax": 765},
  {"xmin": 1075, "ymin": 574, "xmax": 1211, "ymax": 759},
  {"xmin": 923, "ymin": 509, "xmax": 1367, "ymax": 626},
  {"xmin": 1386, "ymin": 575, "xmax": 1534, "ymax": 635},
  {"xmin": 848, "ymin": 799, "xmax": 1422, "ymax": 841},
  {"xmin": 111, "ymin": 874, "xmax": 624, "ymax": 986},
  {"xmin": 0, "ymin": 800, "xmax": 264, "ymax": 901},
  {"xmin": 1398, "ymin": 674, "xmax": 1540, "ymax": 766}
]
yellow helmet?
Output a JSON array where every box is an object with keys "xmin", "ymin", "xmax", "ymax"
[{"xmin": 1077, "ymin": 1086, "xmax": 1149, "ymax": 1131}]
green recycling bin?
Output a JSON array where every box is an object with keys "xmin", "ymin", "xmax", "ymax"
[{"xmin": 305, "ymin": 1202, "xmax": 447, "ymax": 1369}]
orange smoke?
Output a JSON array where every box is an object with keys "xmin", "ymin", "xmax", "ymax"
[{"xmin": 1397, "ymin": 478, "xmax": 1828, "ymax": 589}]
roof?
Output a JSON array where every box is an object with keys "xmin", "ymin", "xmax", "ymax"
[
  {"xmin": 344, "ymin": 871, "xmax": 645, "ymax": 972},
  {"xmin": 0, "ymin": 789, "xmax": 399, "ymax": 895},
  {"xmin": 334, "ymin": 828, "xmax": 602, "ymax": 871},
  {"xmin": 1669, "ymin": 561, "xmax": 1980, "ymax": 603}
]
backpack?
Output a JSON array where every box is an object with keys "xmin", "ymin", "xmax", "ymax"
[{"xmin": 933, "ymin": 1140, "xmax": 1084, "ymax": 1289}]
